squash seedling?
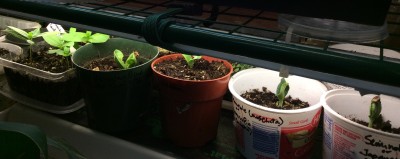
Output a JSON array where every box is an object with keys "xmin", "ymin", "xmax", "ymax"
[
  {"xmin": 114, "ymin": 49, "xmax": 138, "ymax": 69},
  {"xmin": 182, "ymin": 54, "xmax": 201, "ymax": 69},
  {"xmin": 276, "ymin": 77, "xmax": 290, "ymax": 108},
  {"xmin": 4, "ymin": 26, "xmax": 43, "ymax": 61},
  {"xmin": 368, "ymin": 95, "xmax": 382, "ymax": 128}
]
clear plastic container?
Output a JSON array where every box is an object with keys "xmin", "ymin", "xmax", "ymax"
[
  {"xmin": 278, "ymin": 14, "xmax": 389, "ymax": 43},
  {"xmin": 0, "ymin": 43, "xmax": 83, "ymax": 112},
  {"xmin": 0, "ymin": 15, "xmax": 40, "ymax": 30},
  {"xmin": 0, "ymin": 44, "xmax": 75, "ymax": 81}
]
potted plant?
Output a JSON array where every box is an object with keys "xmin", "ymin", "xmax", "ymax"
[
  {"xmin": 228, "ymin": 68, "xmax": 327, "ymax": 159},
  {"xmin": 72, "ymin": 38, "xmax": 159, "ymax": 133},
  {"xmin": 0, "ymin": 26, "xmax": 109, "ymax": 109},
  {"xmin": 151, "ymin": 53, "xmax": 233, "ymax": 147},
  {"xmin": 321, "ymin": 89, "xmax": 400, "ymax": 159}
]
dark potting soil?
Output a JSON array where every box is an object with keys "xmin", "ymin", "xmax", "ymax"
[
  {"xmin": 241, "ymin": 87, "xmax": 310, "ymax": 110},
  {"xmin": 0, "ymin": 48, "xmax": 11, "ymax": 57},
  {"xmin": 14, "ymin": 41, "xmax": 71, "ymax": 73},
  {"xmin": 153, "ymin": 57, "xmax": 229, "ymax": 80},
  {"xmin": 348, "ymin": 115, "xmax": 400, "ymax": 135},
  {"xmin": 84, "ymin": 52, "xmax": 145, "ymax": 71},
  {"xmin": 3, "ymin": 41, "xmax": 81, "ymax": 106}
]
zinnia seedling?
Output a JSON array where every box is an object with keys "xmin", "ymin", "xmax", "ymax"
[
  {"xmin": 114, "ymin": 49, "xmax": 138, "ymax": 69},
  {"xmin": 182, "ymin": 54, "xmax": 201, "ymax": 69},
  {"xmin": 62, "ymin": 27, "xmax": 109, "ymax": 44},
  {"xmin": 368, "ymin": 95, "xmax": 382, "ymax": 128},
  {"xmin": 4, "ymin": 26, "xmax": 43, "ymax": 61},
  {"xmin": 276, "ymin": 77, "xmax": 289, "ymax": 107}
]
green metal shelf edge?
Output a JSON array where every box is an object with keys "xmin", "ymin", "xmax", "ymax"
[{"xmin": 0, "ymin": 0, "xmax": 399, "ymax": 95}]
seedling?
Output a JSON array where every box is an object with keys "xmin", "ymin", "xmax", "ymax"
[
  {"xmin": 4, "ymin": 26, "xmax": 43, "ymax": 61},
  {"xmin": 42, "ymin": 31, "xmax": 75, "ymax": 68},
  {"xmin": 62, "ymin": 27, "xmax": 109, "ymax": 44},
  {"xmin": 42, "ymin": 31, "xmax": 75, "ymax": 57},
  {"xmin": 182, "ymin": 54, "xmax": 201, "ymax": 68},
  {"xmin": 368, "ymin": 95, "xmax": 382, "ymax": 128},
  {"xmin": 276, "ymin": 77, "xmax": 290, "ymax": 107},
  {"xmin": 114, "ymin": 49, "xmax": 138, "ymax": 69}
]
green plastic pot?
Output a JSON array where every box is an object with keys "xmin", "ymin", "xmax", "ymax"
[{"xmin": 72, "ymin": 38, "xmax": 159, "ymax": 133}]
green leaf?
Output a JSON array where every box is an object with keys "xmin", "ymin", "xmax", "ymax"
[
  {"xmin": 56, "ymin": 49, "xmax": 67, "ymax": 56},
  {"xmin": 62, "ymin": 28, "xmax": 86, "ymax": 42},
  {"xmin": 0, "ymin": 121, "xmax": 48, "ymax": 159},
  {"xmin": 4, "ymin": 28, "xmax": 28, "ymax": 41},
  {"xmin": 64, "ymin": 41, "xmax": 75, "ymax": 47},
  {"xmin": 114, "ymin": 49, "xmax": 126, "ymax": 69},
  {"xmin": 48, "ymin": 49, "xmax": 58, "ymax": 54},
  {"xmin": 276, "ymin": 78, "xmax": 290, "ymax": 107},
  {"xmin": 6, "ymin": 26, "xmax": 29, "ymax": 38},
  {"xmin": 42, "ymin": 32, "xmax": 63, "ymax": 47},
  {"xmin": 182, "ymin": 54, "xmax": 201, "ymax": 69},
  {"xmin": 27, "ymin": 40, "xmax": 35, "ymax": 45},
  {"xmin": 125, "ymin": 52, "xmax": 137, "ymax": 68},
  {"xmin": 27, "ymin": 32, "xmax": 33, "ymax": 40},
  {"xmin": 85, "ymin": 31, "xmax": 92, "ymax": 36},
  {"xmin": 31, "ymin": 28, "xmax": 42, "ymax": 39},
  {"xmin": 88, "ymin": 33, "xmax": 110, "ymax": 43}
]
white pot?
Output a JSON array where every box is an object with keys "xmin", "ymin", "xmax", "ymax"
[
  {"xmin": 229, "ymin": 68, "xmax": 327, "ymax": 159},
  {"xmin": 321, "ymin": 89, "xmax": 400, "ymax": 159}
]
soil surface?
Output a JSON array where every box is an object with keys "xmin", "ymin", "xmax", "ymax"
[
  {"xmin": 241, "ymin": 87, "xmax": 310, "ymax": 110},
  {"xmin": 153, "ymin": 57, "xmax": 230, "ymax": 80},
  {"xmin": 349, "ymin": 115, "xmax": 400, "ymax": 135},
  {"xmin": 85, "ymin": 55, "xmax": 121, "ymax": 71},
  {"xmin": 13, "ymin": 41, "xmax": 71, "ymax": 73},
  {"xmin": 84, "ymin": 52, "xmax": 145, "ymax": 71}
]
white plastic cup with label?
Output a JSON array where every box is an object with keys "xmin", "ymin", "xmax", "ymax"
[
  {"xmin": 321, "ymin": 90, "xmax": 400, "ymax": 159},
  {"xmin": 229, "ymin": 68, "xmax": 327, "ymax": 159}
]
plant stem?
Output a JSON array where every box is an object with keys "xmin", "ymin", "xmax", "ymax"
[{"xmin": 368, "ymin": 96, "xmax": 382, "ymax": 128}]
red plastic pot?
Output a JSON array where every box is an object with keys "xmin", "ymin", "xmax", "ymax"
[{"xmin": 151, "ymin": 54, "xmax": 233, "ymax": 147}]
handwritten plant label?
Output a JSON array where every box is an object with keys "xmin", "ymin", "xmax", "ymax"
[
  {"xmin": 233, "ymin": 97, "xmax": 321, "ymax": 159},
  {"xmin": 46, "ymin": 23, "xmax": 65, "ymax": 33},
  {"xmin": 323, "ymin": 112, "xmax": 400, "ymax": 159}
]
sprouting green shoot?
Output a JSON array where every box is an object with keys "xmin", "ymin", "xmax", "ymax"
[
  {"xmin": 114, "ymin": 49, "xmax": 138, "ymax": 69},
  {"xmin": 276, "ymin": 77, "xmax": 290, "ymax": 107},
  {"xmin": 368, "ymin": 95, "xmax": 382, "ymax": 128},
  {"xmin": 182, "ymin": 54, "xmax": 201, "ymax": 69}
]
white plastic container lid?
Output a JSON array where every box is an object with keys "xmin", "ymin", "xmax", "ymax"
[{"xmin": 278, "ymin": 14, "xmax": 389, "ymax": 43}]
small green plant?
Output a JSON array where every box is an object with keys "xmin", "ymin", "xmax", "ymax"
[
  {"xmin": 231, "ymin": 62, "xmax": 254, "ymax": 74},
  {"xmin": 41, "ymin": 31, "xmax": 75, "ymax": 68},
  {"xmin": 276, "ymin": 77, "xmax": 290, "ymax": 107},
  {"xmin": 4, "ymin": 26, "xmax": 43, "ymax": 61},
  {"xmin": 62, "ymin": 27, "xmax": 109, "ymax": 44},
  {"xmin": 182, "ymin": 54, "xmax": 201, "ymax": 68},
  {"xmin": 41, "ymin": 28, "xmax": 110, "ymax": 68},
  {"xmin": 368, "ymin": 95, "xmax": 382, "ymax": 128},
  {"xmin": 42, "ymin": 31, "xmax": 75, "ymax": 57},
  {"xmin": 114, "ymin": 49, "xmax": 138, "ymax": 69}
]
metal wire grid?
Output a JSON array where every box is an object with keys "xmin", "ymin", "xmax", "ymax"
[
  {"xmin": 55, "ymin": 0, "xmax": 400, "ymax": 64},
  {"xmin": 1, "ymin": 0, "xmax": 400, "ymax": 96}
]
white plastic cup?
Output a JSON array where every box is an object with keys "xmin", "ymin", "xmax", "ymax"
[
  {"xmin": 229, "ymin": 68, "xmax": 327, "ymax": 159},
  {"xmin": 321, "ymin": 89, "xmax": 400, "ymax": 159}
]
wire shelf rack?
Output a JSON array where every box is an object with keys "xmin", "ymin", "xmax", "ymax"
[{"xmin": 0, "ymin": 0, "xmax": 399, "ymax": 96}]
